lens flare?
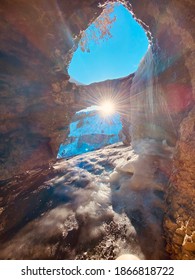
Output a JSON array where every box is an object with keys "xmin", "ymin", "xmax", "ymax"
[{"xmin": 99, "ymin": 100, "xmax": 115, "ymax": 116}]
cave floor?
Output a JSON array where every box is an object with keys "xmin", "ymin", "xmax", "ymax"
[{"xmin": 0, "ymin": 143, "xmax": 169, "ymax": 260}]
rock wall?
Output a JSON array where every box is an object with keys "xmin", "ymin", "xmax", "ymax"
[
  {"xmin": 0, "ymin": 0, "xmax": 194, "ymax": 259},
  {"xmin": 0, "ymin": 0, "xmax": 104, "ymax": 179},
  {"xmin": 126, "ymin": 0, "xmax": 195, "ymax": 259},
  {"xmin": 164, "ymin": 108, "xmax": 195, "ymax": 259}
]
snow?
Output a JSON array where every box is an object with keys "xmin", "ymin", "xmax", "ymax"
[
  {"xmin": 77, "ymin": 105, "xmax": 99, "ymax": 113},
  {"xmin": 0, "ymin": 140, "xmax": 173, "ymax": 259}
]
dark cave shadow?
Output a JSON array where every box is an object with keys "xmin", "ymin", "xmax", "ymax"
[
  {"xmin": 0, "ymin": 169, "xmax": 80, "ymax": 243},
  {"xmin": 0, "ymin": 154, "xmax": 114, "ymax": 255}
]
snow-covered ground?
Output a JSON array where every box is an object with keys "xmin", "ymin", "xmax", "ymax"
[{"xmin": 0, "ymin": 140, "xmax": 172, "ymax": 259}]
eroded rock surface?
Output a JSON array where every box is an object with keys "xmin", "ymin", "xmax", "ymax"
[
  {"xmin": 125, "ymin": 0, "xmax": 195, "ymax": 259},
  {"xmin": 0, "ymin": 0, "xmax": 103, "ymax": 179},
  {"xmin": 164, "ymin": 107, "xmax": 195, "ymax": 260}
]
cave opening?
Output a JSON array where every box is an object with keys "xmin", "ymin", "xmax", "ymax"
[
  {"xmin": 68, "ymin": 2, "xmax": 149, "ymax": 85},
  {"xmin": 58, "ymin": 2, "xmax": 150, "ymax": 159}
]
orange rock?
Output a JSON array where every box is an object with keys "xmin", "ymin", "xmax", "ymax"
[{"xmin": 182, "ymin": 242, "xmax": 195, "ymax": 252}]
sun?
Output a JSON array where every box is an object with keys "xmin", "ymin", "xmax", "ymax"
[{"xmin": 99, "ymin": 100, "xmax": 115, "ymax": 116}]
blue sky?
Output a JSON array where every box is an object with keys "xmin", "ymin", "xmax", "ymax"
[{"xmin": 68, "ymin": 3, "xmax": 149, "ymax": 85}]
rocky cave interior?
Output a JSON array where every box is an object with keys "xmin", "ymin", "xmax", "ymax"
[{"xmin": 0, "ymin": 0, "xmax": 194, "ymax": 260}]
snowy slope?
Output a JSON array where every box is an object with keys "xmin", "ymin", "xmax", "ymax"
[{"xmin": 0, "ymin": 141, "xmax": 172, "ymax": 260}]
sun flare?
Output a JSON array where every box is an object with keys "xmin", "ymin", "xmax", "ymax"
[{"xmin": 99, "ymin": 100, "xmax": 115, "ymax": 116}]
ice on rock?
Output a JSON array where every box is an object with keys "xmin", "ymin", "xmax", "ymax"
[
  {"xmin": 115, "ymin": 154, "xmax": 138, "ymax": 174},
  {"xmin": 110, "ymin": 138, "xmax": 173, "ymax": 191}
]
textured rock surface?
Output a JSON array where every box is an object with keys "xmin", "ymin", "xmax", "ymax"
[
  {"xmin": 126, "ymin": 0, "xmax": 195, "ymax": 152},
  {"xmin": 0, "ymin": 0, "xmax": 103, "ymax": 179},
  {"xmin": 164, "ymin": 107, "xmax": 195, "ymax": 260},
  {"xmin": 125, "ymin": 0, "xmax": 195, "ymax": 259},
  {"xmin": 0, "ymin": 0, "xmax": 194, "ymax": 259}
]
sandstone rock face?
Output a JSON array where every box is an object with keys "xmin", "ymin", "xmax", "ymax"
[
  {"xmin": 125, "ymin": 0, "xmax": 195, "ymax": 260},
  {"xmin": 128, "ymin": 0, "xmax": 194, "ymax": 145},
  {"xmin": 164, "ymin": 108, "xmax": 195, "ymax": 259},
  {"xmin": 0, "ymin": 0, "xmax": 194, "ymax": 259},
  {"xmin": 0, "ymin": 0, "xmax": 104, "ymax": 179}
]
